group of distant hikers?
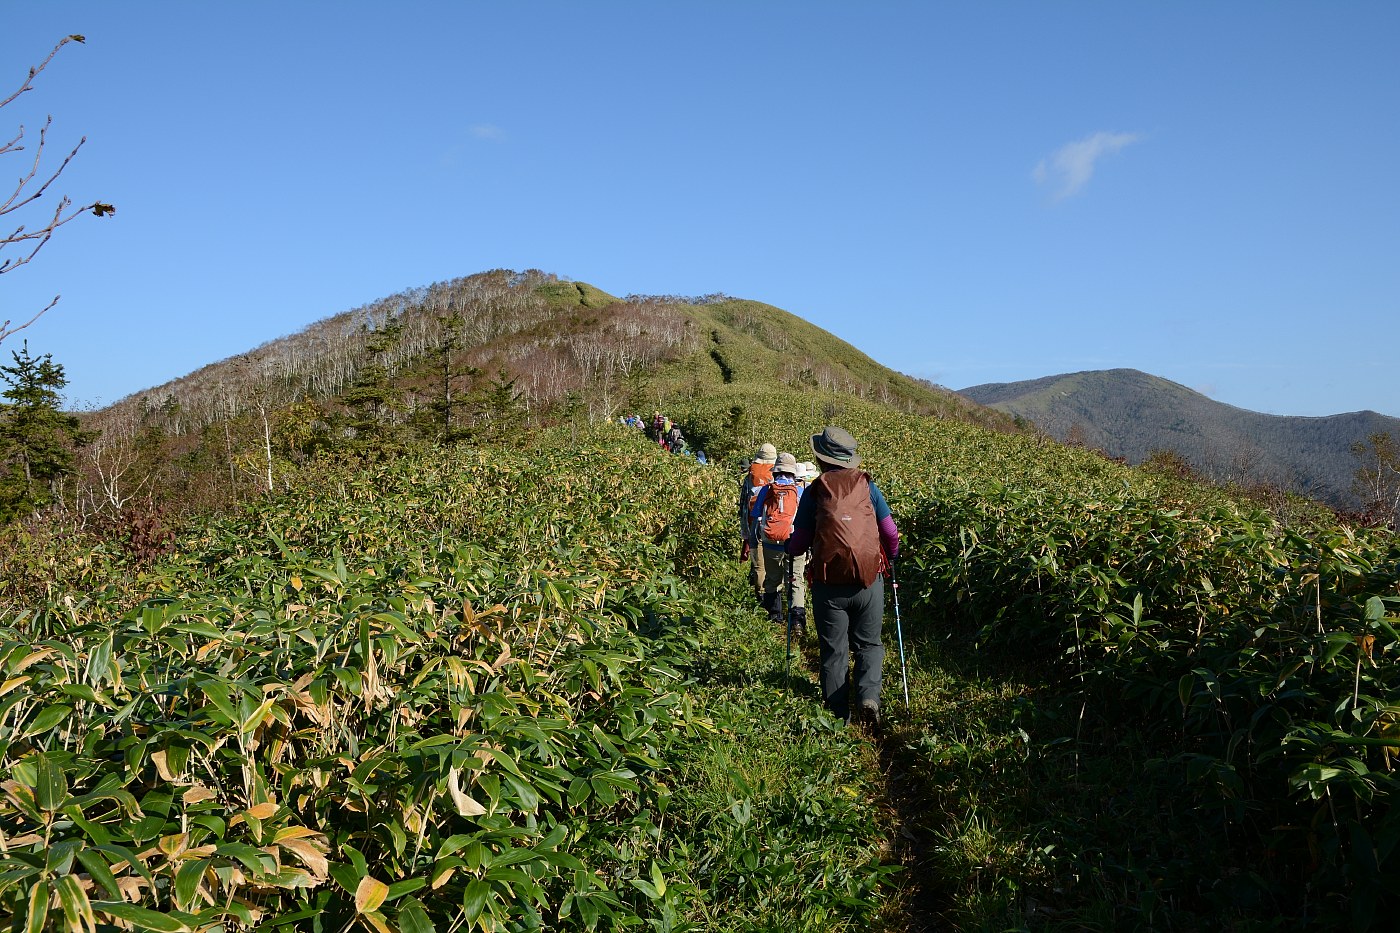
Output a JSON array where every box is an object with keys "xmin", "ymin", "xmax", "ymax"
[
  {"xmin": 738, "ymin": 427, "xmax": 899, "ymax": 730},
  {"xmin": 618, "ymin": 412, "xmax": 708, "ymax": 464}
]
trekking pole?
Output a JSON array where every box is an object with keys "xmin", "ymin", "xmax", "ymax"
[
  {"xmin": 889, "ymin": 562, "xmax": 910, "ymax": 710},
  {"xmin": 783, "ymin": 556, "xmax": 794, "ymax": 689}
]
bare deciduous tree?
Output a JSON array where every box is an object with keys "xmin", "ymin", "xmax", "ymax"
[
  {"xmin": 2, "ymin": 35, "xmax": 114, "ymax": 344},
  {"xmin": 1351, "ymin": 432, "xmax": 1400, "ymax": 528},
  {"xmin": 81, "ymin": 405, "xmax": 149, "ymax": 515}
]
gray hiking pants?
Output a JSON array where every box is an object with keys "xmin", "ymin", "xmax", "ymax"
[
  {"xmin": 811, "ymin": 577, "xmax": 884, "ymax": 722},
  {"xmin": 759, "ymin": 547, "xmax": 807, "ymax": 609}
]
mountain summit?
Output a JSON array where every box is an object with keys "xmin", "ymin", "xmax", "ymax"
[{"xmin": 958, "ymin": 368, "xmax": 1399, "ymax": 509}]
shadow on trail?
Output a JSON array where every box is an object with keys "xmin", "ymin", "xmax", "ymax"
[{"xmin": 774, "ymin": 616, "xmax": 963, "ymax": 933}]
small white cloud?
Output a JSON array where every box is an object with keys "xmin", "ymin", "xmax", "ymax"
[
  {"xmin": 1034, "ymin": 131, "xmax": 1143, "ymax": 200},
  {"xmin": 470, "ymin": 124, "xmax": 505, "ymax": 141}
]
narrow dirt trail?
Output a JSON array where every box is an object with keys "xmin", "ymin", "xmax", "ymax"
[{"xmin": 782, "ymin": 627, "xmax": 950, "ymax": 932}]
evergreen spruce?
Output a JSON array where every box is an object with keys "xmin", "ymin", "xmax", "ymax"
[{"xmin": 0, "ymin": 342, "xmax": 88, "ymax": 521}]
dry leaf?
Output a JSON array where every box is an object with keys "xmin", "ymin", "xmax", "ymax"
[
  {"xmin": 183, "ymin": 784, "xmax": 217, "ymax": 805},
  {"xmin": 279, "ymin": 838, "xmax": 329, "ymax": 879},
  {"xmin": 493, "ymin": 641, "xmax": 513, "ymax": 671},
  {"xmin": 447, "ymin": 767, "xmax": 487, "ymax": 816},
  {"xmin": 151, "ymin": 749, "xmax": 176, "ymax": 782}
]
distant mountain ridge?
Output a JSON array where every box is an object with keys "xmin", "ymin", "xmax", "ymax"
[{"xmin": 958, "ymin": 368, "xmax": 1400, "ymax": 509}]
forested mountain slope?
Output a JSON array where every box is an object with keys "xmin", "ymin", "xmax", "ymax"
[
  {"xmin": 68, "ymin": 269, "xmax": 1010, "ymax": 518},
  {"xmin": 960, "ymin": 367, "xmax": 1400, "ymax": 510}
]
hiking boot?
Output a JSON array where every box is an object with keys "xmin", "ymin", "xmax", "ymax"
[
  {"xmin": 854, "ymin": 700, "xmax": 881, "ymax": 735},
  {"xmin": 760, "ymin": 592, "xmax": 782, "ymax": 624},
  {"xmin": 788, "ymin": 606, "xmax": 807, "ymax": 639}
]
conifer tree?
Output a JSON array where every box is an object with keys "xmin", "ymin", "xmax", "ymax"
[
  {"xmin": 342, "ymin": 318, "xmax": 404, "ymax": 448},
  {"xmin": 418, "ymin": 311, "xmax": 480, "ymax": 443},
  {"xmin": 0, "ymin": 342, "xmax": 87, "ymax": 520},
  {"xmin": 474, "ymin": 368, "xmax": 521, "ymax": 442}
]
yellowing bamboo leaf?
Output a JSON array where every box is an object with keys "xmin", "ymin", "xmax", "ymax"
[
  {"xmin": 431, "ymin": 864, "xmax": 456, "ymax": 889},
  {"xmin": 362, "ymin": 650, "xmax": 381, "ymax": 711},
  {"xmin": 26, "ymin": 879, "xmax": 49, "ymax": 933},
  {"xmin": 354, "ymin": 876, "xmax": 389, "ymax": 913},
  {"xmin": 12, "ymin": 649, "xmax": 54, "ymax": 674},
  {"xmin": 0, "ymin": 675, "xmax": 32, "ymax": 697},
  {"xmin": 241, "ymin": 698, "xmax": 277, "ymax": 734},
  {"xmin": 362, "ymin": 911, "xmax": 394, "ymax": 933},
  {"xmin": 182, "ymin": 784, "xmax": 217, "ymax": 805},
  {"xmin": 272, "ymin": 825, "xmax": 323, "ymax": 842},
  {"xmin": 447, "ymin": 767, "xmax": 487, "ymax": 816},
  {"xmin": 0, "ymin": 779, "xmax": 33, "ymax": 805},
  {"xmin": 492, "ymin": 641, "xmax": 513, "ymax": 671},
  {"xmin": 158, "ymin": 833, "xmax": 189, "ymax": 859},
  {"xmin": 290, "ymin": 576, "xmax": 303, "ymax": 591},
  {"xmin": 280, "ymin": 838, "xmax": 329, "ymax": 879},
  {"xmin": 245, "ymin": 801, "xmax": 278, "ymax": 820},
  {"xmin": 116, "ymin": 876, "xmax": 148, "ymax": 901}
]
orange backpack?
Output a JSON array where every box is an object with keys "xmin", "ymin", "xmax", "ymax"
[
  {"xmin": 759, "ymin": 483, "xmax": 799, "ymax": 546},
  {"xmin": 745, "ymin": 461, "xmax": 774, "ymax": 511}
]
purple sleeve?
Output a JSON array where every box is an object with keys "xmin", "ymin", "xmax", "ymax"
[
  {"xmin": 786, "ymin": 526, "xmax": 813, "ymax": 556},
  {"xmin": 879, "ymin": 514, "xmax": 899, "ymax": 560}
]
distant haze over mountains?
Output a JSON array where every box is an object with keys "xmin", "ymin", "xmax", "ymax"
[{"xmin": 958, "ymin": 369, "xmax": 1400, "ymax": 510}]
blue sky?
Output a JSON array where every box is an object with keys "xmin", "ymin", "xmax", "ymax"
[{"xmin": 4, "ymin": 2, "xmax": 1396, "ymax": 417}]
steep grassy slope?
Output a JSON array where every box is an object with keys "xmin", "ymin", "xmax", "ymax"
[{"xmin": 960, "ymin": 368, "xmax": 1400, "ymax": 509}]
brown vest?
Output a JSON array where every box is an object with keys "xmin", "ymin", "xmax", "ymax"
[{"xmin": 808, "ymin": 469, "xmax": 881, "ymax": 587}]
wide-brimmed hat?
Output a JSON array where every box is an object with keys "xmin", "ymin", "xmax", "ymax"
[
  {"xmin": 754, "ymin": 443, "xmax": 777, "ymax": 463},
  {"xmin": 797, "ymin": 461, "xmax": 817, "ymax": 480},
  {"xmin": 810, "ymin": 426, "xmax": 861, "ymax": 468},
  {"xmin": 773, "ymin": 452, "xmax": 798, "ymax": 476}
]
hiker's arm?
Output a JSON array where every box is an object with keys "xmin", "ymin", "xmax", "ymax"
[
  {"xmin": 878, "ymin": 514, "xmax": 899, "ymax": 561},
  {"xmin": 785, "ymin": 492, "xmax": 814, "ymax": 556},
  {"xmin": 870, "ymin": 482, "xmax": 898, "ymax": 559},
  {"xmin": 785, "ymin": 526, "xmax": 812, "ymax": 556}
]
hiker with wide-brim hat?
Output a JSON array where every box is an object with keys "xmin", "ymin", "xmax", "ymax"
[{"xmin": 786, "ymin": 426, "xmax": 899, "ymax": 730}]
